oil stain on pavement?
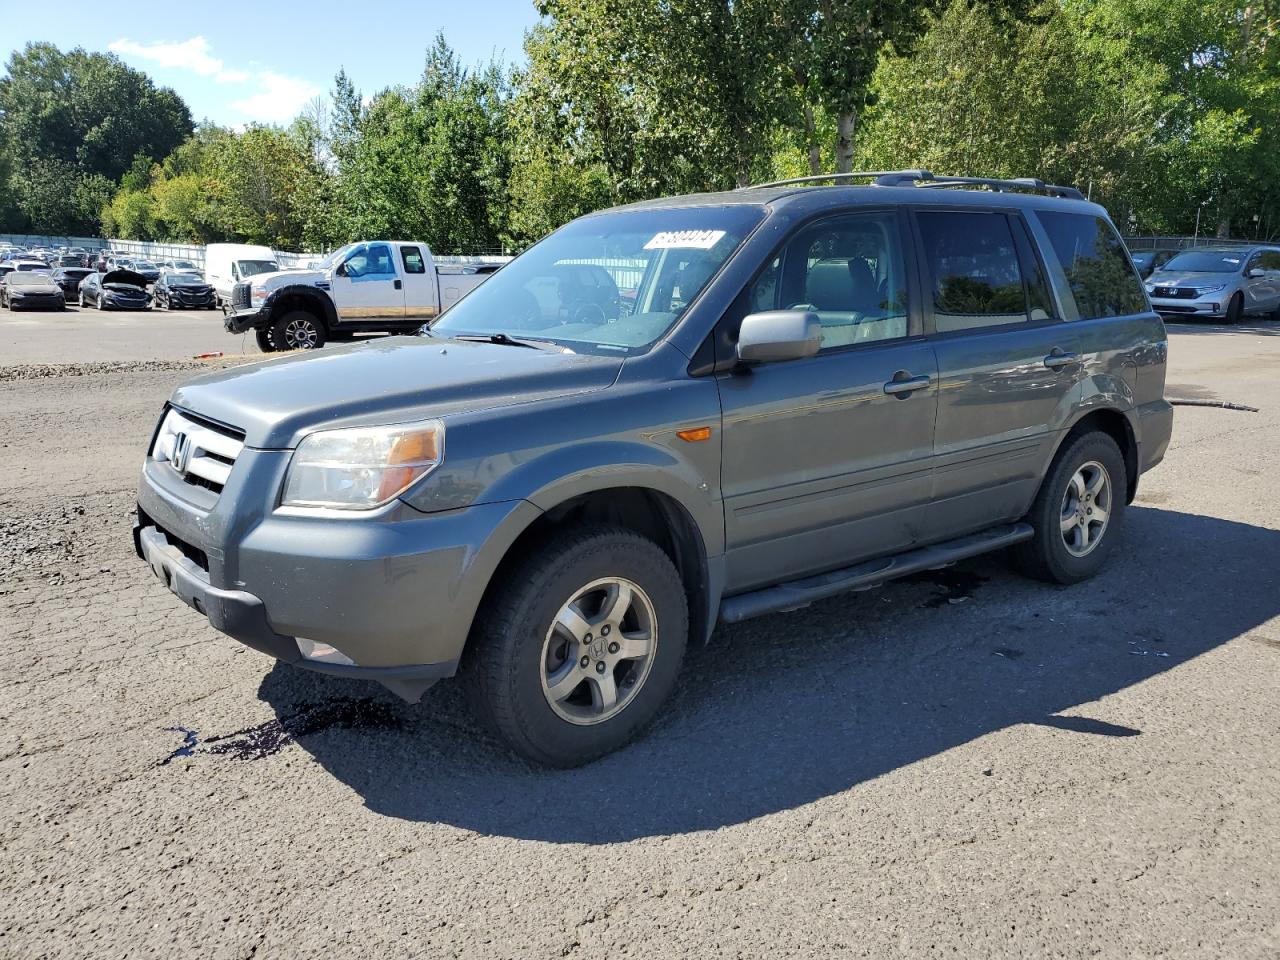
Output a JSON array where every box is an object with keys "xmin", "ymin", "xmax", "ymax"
[{"xmin": 156, "ymin": 698, "xmax": 404, "ymax": 766}]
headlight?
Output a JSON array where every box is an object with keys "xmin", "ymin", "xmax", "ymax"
[
  {"xmin": 1192, "ymin": 284, "xmax": 1226, "ymax": 295},
  {"xmin": 251, "ymin": 287, "xmax": 270, "ymax": 302},
  {"xmin": 1144, "ymin": 283, "xmax": 1156, "ymax": 293},
  {"xmin": 282, "ymin": 420, "xmax": 444, "ymax": 510}
]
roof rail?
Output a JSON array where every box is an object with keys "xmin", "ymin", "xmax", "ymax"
[
  {"xmin": 738, "ymin": 170, "xmax": 930, "ymax": 190},
  {"xmin": 738, "ymin": 168, "xmax": 1085, "ymax": 201},
  {"xmin": 874, "ymin": 171, "xmax": 1085, "ymax": 200}
]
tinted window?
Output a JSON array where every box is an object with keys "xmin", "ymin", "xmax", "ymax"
[
  {"xmin": 1038, "ymin": 212, "xmax": 1150, "ymax": 318},
  {"xmin": 344, "ymin": 243, "xmax": 396, "ymax": 279},
  {"xmin": 918, "ymin": 211, "xmax": 1028, "ymax": 331},
  {"xmin": 400, "ymin": 246, "xmax": 427, "ymax": 274},
  {"xmin": 1260, "ymin": 252, "xmax": 1280, "ymax": 272},
  {"xmin": 746, "ymin": 211, "xmax": 909, "ymax": 349}
]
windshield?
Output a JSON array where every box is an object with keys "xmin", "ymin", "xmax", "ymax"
[
  {"xmin": 318, "ymin": 243, "xmax": 360, "ymax": 272},
  {"xmin": 134, "ymin": 260, "xmax": 157, "ymax": 269},
  {"xmin": 1160, "ymin": 251, "xmax": 1245, "ymax": 273},
  {"xmin": 168, "ymin": 272, "xmax": 204, "ymax": 283},
  {"xmin": 431, "ymin": 207, "xmax": 765, "ymax": 353},
  {"xmin": 236, "ymin": 259, "xmax": 279, "ymax": 278},
  {"xmin": 16, "ymin": 262, "xmax": 46, "ymax": 272},
  {"xmin": 173, "ymin": 260, "xmax": 197, "ymax": 269}
]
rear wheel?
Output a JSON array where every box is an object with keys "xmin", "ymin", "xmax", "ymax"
[
  {"xmin": 270, "ymin": 309, "xmax": 326, "ymax": 350},
  {"xmin": 463, "ymin": 526, "xmax": 688, "ymax": 767},
  {"xmin": 1011, "ymin": 430, "xmax": 1126, "ymax": 584},
  {"xmin": 1225, "ymin": 292, "xmax": 1243, "ymax": 324},
  {"xmin": 97, "ymin": 293, "xmax": 105, "ymax": 310}
]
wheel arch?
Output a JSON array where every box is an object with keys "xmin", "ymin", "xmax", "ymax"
[
  {"xmin": 1056, "ymin": 408, "xmax": 1140, "ymax": 503},
  {"xmin": 472, "ymin": 485, "xmax": 717, "ymax": 650},
  {"xmin": 262, "ymin": 286, "xmax": 338, "ymax": 331}
]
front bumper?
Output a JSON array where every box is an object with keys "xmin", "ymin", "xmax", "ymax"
[
  {"xmin": 223, "ymin": 305, "xmax": 265, "ymax": 333},
  {"xmin": 1148, "ymin": 296, "xmax": 1225, "ymax": 318},
  {"xmin": 7, "ymin": 297, "xmax": 64, "ymax": 310},
  {"xmin": 135, "ymin": 445, "xmax": 541, "ymax": 699}
]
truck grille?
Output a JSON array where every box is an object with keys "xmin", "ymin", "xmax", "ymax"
[
  {"xmin": 231, "ymin": 282, "xmax": 251, "ymax": 309},
  {"xmin": 150, "ymin": 408, "xmax": 245, "ymax": 495}
]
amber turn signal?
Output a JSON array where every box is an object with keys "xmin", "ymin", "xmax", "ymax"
[{"xmin": 676, "ymin": 426, "xmax": 712, "ymax": 443}]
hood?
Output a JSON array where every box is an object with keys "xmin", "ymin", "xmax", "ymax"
[
  {"xmin": 255, "ymin": 268, "xmax": 325, "ymax": 289},
  {"xmin": 171, "ymin": 335, "xmax": 623, "ymax": 448},
  {"xmin": 102, "ymin": 269, "xmax": 149, "ymax": 289},
  {"xmin": 1148, "ymin": 270, "xmax": 1237, "ymax": 286}
]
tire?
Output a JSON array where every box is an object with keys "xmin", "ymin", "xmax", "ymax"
[
  {"xmin": 1011, "ymin": 430, "xmax": 1127, "ymax": 585},
  {"xmin": 462, "ymin": 526, "xmax": 689, "ymax": 767},
  {"xmin": 254, "ymin": 327, "xmax": 278, "ymax": 353},
  {"xmin": 1225, "ymin": 292, "xmax": 1243, "ymax": 324},
  {"xmin": 270, "ymin": 309, "xmax": 326, "ymax": 350},
  {"xmin": 97, "ymin": 293, "xmax": 106, "ymax": 311},
  {"xmin": 78, "ymin": 291, "xmax": 85, "ymax": 308}
]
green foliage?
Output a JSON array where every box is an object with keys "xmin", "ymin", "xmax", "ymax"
[
  {"xmin": 0, "ymin": 42, "xmax": 193, "ymax": 233},
  {"xmin": 6, "ymin": 7, "xmax": 1277, "ymax": 247}
]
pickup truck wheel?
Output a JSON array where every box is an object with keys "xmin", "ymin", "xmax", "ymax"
[
  {"xmin": 271, "ymin": 310, "xmax": 326, "ymax": 350},
  {"xmin": 463, "ymin": 526, "xmax": 688, "ymax": 767},
  {"xmin": 254, "ymin": 327, "xmax": 278, "ymax": 352},
  {"xmin": 1012, "ymin": 430, "xmax": 1126, "ymax": 585}
]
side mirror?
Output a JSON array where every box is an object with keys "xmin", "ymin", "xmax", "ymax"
[
  {"xmin": 334, "ymin": 262, "xmax": 348, "ymax": 277},
  {"xmin": 1246, "ymin": 267, "xmax": 1265, "ymax": 278},
  {"xmin": 736, "ymin": 310, "xmax": 822, "ymax": 364}
]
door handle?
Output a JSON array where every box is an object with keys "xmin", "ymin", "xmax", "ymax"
[
  {"xmin": 1043, "ymin": 350, "xmax": 1079, "ymax": 370},
  {"xmin": 883, "ymin": 373, "xmax": 932, "ymax": 396},
  {"xmin": 394, "ymin": 279, "xmax": 402, "ymax": 290}
]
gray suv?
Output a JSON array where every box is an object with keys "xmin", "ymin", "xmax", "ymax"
[
  {"xmin": 134, "ymin": 171, "xmax": 1173, "ymax": 766},
  {"xmin": 1146, "ymin": 246, "xmax": 1280, "ymax": 323}
]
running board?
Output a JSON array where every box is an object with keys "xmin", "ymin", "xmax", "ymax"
[{"xmin": 718, "ymin": 523, "xmax": 1034, "ymax": 624}]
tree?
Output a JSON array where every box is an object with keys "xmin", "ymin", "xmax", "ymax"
[{"xmin": 0, "ymin": 42, "xmax": 192, "ymax": 233}]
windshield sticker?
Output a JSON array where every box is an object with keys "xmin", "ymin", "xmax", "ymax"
[
  {"xmin": 1225, "ymin": 257, "xmax": 1241, "ymax": 264},
  {"xmin": 644, "ymin": 230, "xmax": 727, "ymax": 250}
]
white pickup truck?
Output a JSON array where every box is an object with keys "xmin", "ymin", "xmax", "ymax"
[{"xmin": 222, "ymin": 240, "xmax": 500, "ymax": 351}]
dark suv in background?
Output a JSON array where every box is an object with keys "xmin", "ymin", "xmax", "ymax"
[{"xmin": 135, "ymin": 170, "xmax": 1172, "ymax": 766}]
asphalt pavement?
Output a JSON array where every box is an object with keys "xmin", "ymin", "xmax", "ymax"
[{"xmin": 1, "ymin": 311, "xmax": 1278, "ymax": 958}]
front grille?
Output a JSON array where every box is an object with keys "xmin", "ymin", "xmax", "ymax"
[
  {"xmin": 1151, "ymin": 286, "xmax": 1198, "ymax": 299},
  {"xmin": 1155, "ymin": 304, "xmax": 1197, "ymax": 314},
  {"xmin": 231, "ymin": 282, "xmax": 251, "ymax": 309},
  {"xmin": 154, "ymin": 520, "xmax": 209, "ymax": 572},
  {"xmin": 150, "ymin": 407, "xmax": 246, "ymax": 496}
]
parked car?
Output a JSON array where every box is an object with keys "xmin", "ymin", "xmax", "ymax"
[
  {"xmin": 50, "ymin": 267, "xmax": 93, "ymax": 298},
  {"xmin": 1128, "ymin": 248, "xmax": 1179, "ymax": 279},
  {"xmin": 78, "ymin": 269, "xmax": 151, "ymax": 310},
  {"xmin": 160, "ymin": 259, "xmax": 201, "ymax": 272},
  {"xmin": 130, "ymin": 259, "xmax": 162, "ymax": 285},
  {"xmin": 1, "ymin": 258, "xmax": 52, "ymax": 275},
  {"xmin": 1, "ymin": 270, "xmax": 65, "ymax": 311},
  {"xmin": 153, "ymin": 269, "xmax": 217, "ymax": 309},
  {"xmin": 205, "ymin": 243, "xmax": 279, "ymax": 307},
  {"xmin": 1146, "ymin": 246, "xmax": 1280, "ymax": 323},
  {"xmin": 221, "ymin": 240, "xmax": 498, "ymax": 351},
  {"xmin": 134, "ymin": 171, "xmax": 1173, "ymax": 766}
]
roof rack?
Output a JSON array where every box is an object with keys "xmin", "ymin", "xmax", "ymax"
[
  {"xmin": 740, "ymin": 168, "xmax": 1085, "ymax": 201},
  {"xmin": 739, "ymin": 170, "xmax": 927, "ymax": 190}
]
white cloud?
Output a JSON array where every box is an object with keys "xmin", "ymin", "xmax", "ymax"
[
  {"xmin": 230, "ymin": 72, "xmax": 323, "ymax": 125},
  {"xmin": 107, "ymin": 36, "xmax": 321, "ymax": 126},
  {"xmin": 108, "ymin": 36, "xmax": 247, "ymax": 84}
]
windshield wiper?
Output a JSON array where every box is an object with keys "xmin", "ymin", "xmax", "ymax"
[{"xmin": 450, "ymin": 333, "xmax": 557, "ymax": 350}]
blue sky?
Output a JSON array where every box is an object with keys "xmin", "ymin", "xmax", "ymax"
[{"xmin": 0, "ymin": 0, "xmax": 540, "ymax": 127}]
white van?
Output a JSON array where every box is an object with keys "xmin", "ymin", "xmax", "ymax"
[{"xmin": 204, "ymin": 244, "xmax": 279, "ymax": 306}]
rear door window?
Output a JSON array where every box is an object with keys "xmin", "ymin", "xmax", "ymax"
[
  {"xmin": 916, "ymin": 211, "xmax": 1031, "ymax": 332},
  {"xmin": 1035, "ymin": 212, "xmax": 1147, "ymax": 319},
  {"xmin": 400, "ymin": 246, "xmax": 426, "ymax": 274}
]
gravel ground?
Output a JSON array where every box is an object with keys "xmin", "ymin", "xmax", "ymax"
[{"xmin": 1, "ymin": 315, "xmax": 1278, "ymax": 959}]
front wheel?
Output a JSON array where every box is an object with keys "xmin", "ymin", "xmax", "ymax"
[
  {"xmin": 1011, "ymin": 430, "xmax": 1126, "ymax": 584},
  {"xmin": 463, "ymin": 527, "xmax": 688, "ymax": 767},
  {"xmin": 270, "ymin": 310, "xmax": 326, "ymax": 350},
  {"xmin": 1225, "ymin": 292, "xmax": 1243, "ymax": 324}
]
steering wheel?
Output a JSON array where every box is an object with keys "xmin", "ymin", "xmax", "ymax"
[{"xmin": 568, "ymin": 300, "xmax": 606, "ymax": 325}]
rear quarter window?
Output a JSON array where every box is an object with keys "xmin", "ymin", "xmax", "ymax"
[{"xmin": 1036, "ymin": 211, "xmax": 1147, "ymax": 319}]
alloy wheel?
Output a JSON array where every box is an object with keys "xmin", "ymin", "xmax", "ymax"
[
  {"xmin": 1060, "ymin": 460, "xmax": 1112, "ymax": 557},
  {"xmin": 283, "ymin": 316, "xmax": 320, "ymax": 349},
  {"xmin": 539, "ymin": 577, "xmax": 658, "ymax": 725}
]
